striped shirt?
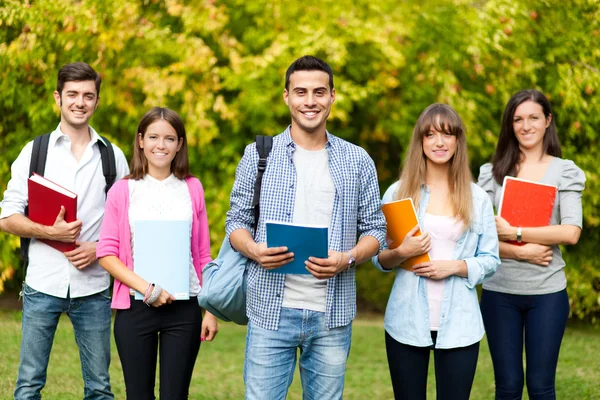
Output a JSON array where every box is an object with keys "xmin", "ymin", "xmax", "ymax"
[{"xmin": 226, "ymin": 127, "xmax": 386, "ymax": 330}]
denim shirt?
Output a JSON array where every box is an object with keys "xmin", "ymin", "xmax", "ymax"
[{"xmin": 372, "ymin": 181, "xmax": 499, "ymax": 349}]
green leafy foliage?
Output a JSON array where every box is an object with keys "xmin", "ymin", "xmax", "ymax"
[{"xmin": 0, "ymin": 0, "xmax": 598, "ymax": 319}]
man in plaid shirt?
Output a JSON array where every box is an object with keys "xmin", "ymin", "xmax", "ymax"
[{"xmin": 226, "ymin": 55, "xmax": 386, "ymax": 400}]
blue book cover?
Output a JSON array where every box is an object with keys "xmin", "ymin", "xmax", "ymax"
[
  {"xmin": 266, "ymin": 221, "xmax": 328, "ymax": 274},
  {"xmin": 133, "ymin": 220, "xmax": 191, "ymax": 300}
]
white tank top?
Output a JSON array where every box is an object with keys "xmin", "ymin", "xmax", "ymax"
[{"xmin": 422, "ymin": 213, "xmax": 463, "ymax": 330}]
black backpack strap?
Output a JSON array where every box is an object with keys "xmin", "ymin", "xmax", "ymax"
[
  {"xmin": 97, "ymin": 135, "xmax": 117, "ymax": 196},
  {"xmin": 29, "ymin": 134, "xmax": 50, "ymax": 178},
  {"xmin": 251, "ymin": 135, "xmax": 273, "ymax": 232},
  {"xmin": 21, "ymin": 134, "xmax": 51, "ymax": 275}
]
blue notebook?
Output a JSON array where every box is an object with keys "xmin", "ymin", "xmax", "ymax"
[
  {"xmin": 265, "ymin": 221, "xmax": 328, "ymax": 274},
  {"xmin": 133, "ymin": 220, "xmax": 191, "ymax": 300}
]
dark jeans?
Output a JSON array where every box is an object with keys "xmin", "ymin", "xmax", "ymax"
[
  {"xmin": 385, "ymin": 331, "xmax": 479, "ymax": 400},
  {"xmin": 114, "ymin": 296, "xmax": 203, "ymax": 400},
  {"xmin": 480, "ymin": 289, "xmax": 569, "ymax": 400}
]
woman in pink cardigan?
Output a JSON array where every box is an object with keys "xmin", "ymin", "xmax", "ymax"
[{"xmin": 97, "ymin": 107, "xmax": 218, "ymax": 399}]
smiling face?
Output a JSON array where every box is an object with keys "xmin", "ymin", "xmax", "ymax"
[
  {"xmin": 422, "ymin": 123, "xmax": 457, "ymax": 167},
  {"xmin": 138, "ymin": 119, "xmax": 183, "ymax": 178},
  {"xmin": 512, "ymin": 100, "xmax": 551, "ymax": 152},
  {"xmin": 284, "ymin": 70, "xmax": 335, "ymax": 136},
  {"xmin": 54, "ymin": 80, "xmax": 99, "ymax": 131}
]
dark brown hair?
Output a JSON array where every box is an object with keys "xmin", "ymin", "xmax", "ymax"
[
  {"xmin": 492, "ymin": 89, "xmax": 562, "ymax": 183},
  {"xmin": 56, "ymin": 62, "xmax": 102, "ymax": 96},
  {"xmin": 396, "ymin": 103, "xmax": 473, "ymax": 226},
  {"xmin": 285, "ymin": 55, "xmax": 334, "ymax": 91},
  {"xmin": 127, "ymin": 107, "xmax": 191, "ymax": 180}
]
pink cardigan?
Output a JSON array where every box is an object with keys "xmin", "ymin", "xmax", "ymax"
[{"xmin": 96, "ymin": 177, "xmax": 212, "ymax": 309}]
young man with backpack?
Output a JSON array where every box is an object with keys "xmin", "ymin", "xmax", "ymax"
[
  {"xmin": 226, "ymin": 55, "xmax": 386, "ymax": 399},
  {"xmin": 0, "ymin": 62, "xmax": 128, "ymax": 400}
]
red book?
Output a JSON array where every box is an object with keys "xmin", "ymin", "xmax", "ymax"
[
  {"xmin": 498, "ymin": 176, "xmax": 557, "ymax": 245},
  {"xmin": 27, "ymin": 173, "xmax": 78, "ymax": 252}
]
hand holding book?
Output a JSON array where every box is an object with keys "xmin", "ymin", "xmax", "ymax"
[
  {"xmin": 392, "ymin": 225, "xmax": 432, "ymax": 261},
  {"xmin": 305, "ymin": 250, "xmax": 352, "ymax": 280},
  {"xmin": 149, "ymin": 288, "xmax": 176, "ymax": 307},
  {"xmin": 48, "ymin": 206, "xmax": 82, "ymax": 244},
  {"xmin": 494, "ymin": 215, "xmax": 519, "ymax": 242},
  {"xmin": 251, "ymin": 242, "xmax": 294, "ymax": 270}
]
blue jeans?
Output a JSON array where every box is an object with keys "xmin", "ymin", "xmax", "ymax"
[
  {"xmin": 244, "ymin": 307, "xmax": 352, "ymax": 400},
  {"xmin": 481, "ymin": 289, "xmax": 569, "ymax": 400},
  {"xmin": 14, "ymin": 283, "xmax": 113, "ymax": 400}
]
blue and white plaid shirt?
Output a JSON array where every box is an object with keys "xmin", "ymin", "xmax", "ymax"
[{"xmin": 226, "ymin": 127, "xmax": 386, "ymax": 330}]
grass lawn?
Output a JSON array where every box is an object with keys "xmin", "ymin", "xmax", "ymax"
[{"xmin": 0, "ymin": 310, "xmax": 598, "ymax": 399}]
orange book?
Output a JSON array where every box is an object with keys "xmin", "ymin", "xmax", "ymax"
[
  {"xmin": 381, "ymin": 198, "xmax": 431, "ymax": 270},
  {"xmin": 498, "ymin": 176, "xmax": 557, "ymax": 245}
]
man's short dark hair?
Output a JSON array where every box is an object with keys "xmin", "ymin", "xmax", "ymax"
[
  {"xmin": 285, "ymin": 56, "xmax": 334, "ymax": 91},
  {"xmin": 56, "ymin": 62, "xmax": 102, "ymax": 96}
]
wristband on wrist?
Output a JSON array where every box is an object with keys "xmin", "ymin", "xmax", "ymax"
[
  {"xmin": 516, "ymin": 227, "xmax": 522, "ymax": 243},
  {"xmin": 145, "ymin": 284, "xmax": 162, "ymax": 306},
  {"xmin": 142, "ymin": 283, "xmax": 154, "ymax": 303}
]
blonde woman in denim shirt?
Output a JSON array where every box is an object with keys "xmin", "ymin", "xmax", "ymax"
[{"xmin": 372, "ymin": 104, "xmax": 500, "ymax": 400}]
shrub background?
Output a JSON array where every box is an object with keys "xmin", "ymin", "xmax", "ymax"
[{"xmin": 0, "ymin": 0, "xmax": 598, "ymax": 320}]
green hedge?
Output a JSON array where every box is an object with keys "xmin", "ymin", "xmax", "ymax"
[{"xmin": 1, "ymin": 0, "xmax": 598, "ymax": 320}]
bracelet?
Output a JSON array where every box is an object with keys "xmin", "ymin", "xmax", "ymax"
[
  {"xmin": 145, "ymin": 284, "xmax": 162, "ymax": 306},
  {"xmin": 142, "ymin": 283, "xmax": 154, "ymax": 303},
  {"xmin": 516, "ymin": 227, "xmax": 522, "ymax": 243}
]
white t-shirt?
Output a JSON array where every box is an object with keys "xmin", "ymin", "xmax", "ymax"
[
  {"xmin": 128, "ymin": 174, "xmax": 200, "ymax": 296},
  {"xmin": 282, "ymin": 145, "xmax": 335, "ymax": 312}
]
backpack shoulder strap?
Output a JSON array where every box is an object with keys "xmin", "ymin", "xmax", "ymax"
[
  {"xmin": 21, "ymin": 133, "xmax": 51, "ymax": 275},
  {"xmin": 255, "ymin": 135, "xmax": 273, "ymax": 162},
  {"xmin": 29, "ymin": 133, "xmax": 51, "ymax": 178},
  {"xmin": 97, "ymin": 136, "xmax": 117, "ymax": 196},
  {"xmin": 252, "ymin": 135, "xmax": 273, "ymax": 229}
]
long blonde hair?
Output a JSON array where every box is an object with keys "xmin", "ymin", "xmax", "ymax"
[{"xmin": 396, "ymin": 103, "xmax": 473, "ymax": 226}]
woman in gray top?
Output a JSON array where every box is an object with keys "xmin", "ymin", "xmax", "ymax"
[{"xmin": 477, "ymin": 89, "xmax": 585, "ymax": 400}]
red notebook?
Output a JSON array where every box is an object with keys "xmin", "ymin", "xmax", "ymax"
[
  {"xmin": 498, "ymin": 176, "xmax": 557, "ymax": 245},
  {"xmin": 27, "ymin": 173, "xmax": 78, "ymax": 252}
]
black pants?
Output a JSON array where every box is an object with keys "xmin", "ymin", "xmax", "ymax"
[
  {"xmin": 481, "ymin": 289, "xmax": 569, "ymax": 400},
  {"xmin": 114, "ymin": 297, "xmax": 203, "ymax": 400},
  {"xmin": 385, "ymin": 331, "xmax": 479, "ymax": 400}
]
